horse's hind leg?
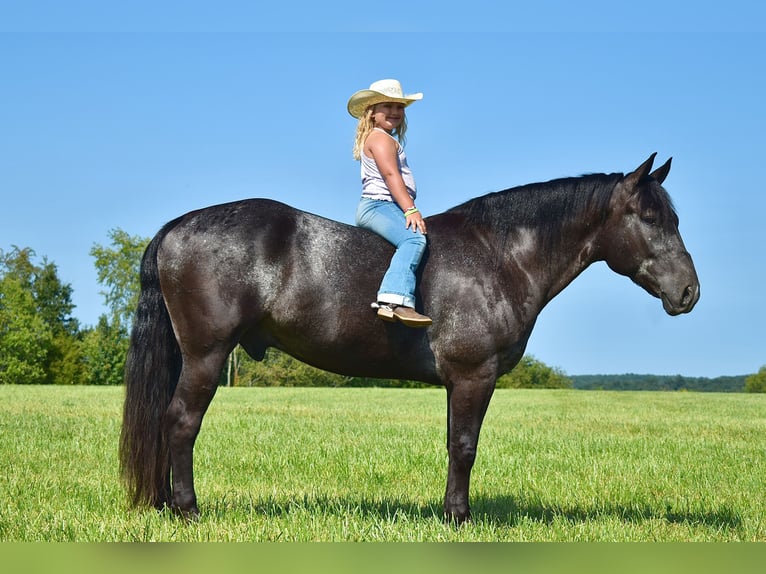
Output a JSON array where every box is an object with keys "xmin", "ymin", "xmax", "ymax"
[
  {"xmin": 165, "ymin": 351, "xmax": 228, "ymax": 518},
  {"xmin": 443, "ymin": 373, "xmax": 496, "ymax": 524}
]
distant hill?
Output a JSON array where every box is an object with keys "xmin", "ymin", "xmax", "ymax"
[{"xmin": 571, "ymin": 374, "xmax": 747, "ymax": 392}]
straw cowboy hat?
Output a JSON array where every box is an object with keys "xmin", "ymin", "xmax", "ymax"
[{"xmin": 347, "ymin": 79, "xmax": 423, "ymax": 119}]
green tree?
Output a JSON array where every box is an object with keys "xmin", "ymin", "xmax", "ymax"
[
  {"xmin": 228, "ymin": 348, "xmax": 351, "ymax": 387},
  {"xmin": 0, "ymin": 247, "xmax": 83, "ymax": 384},
  {"xmin": 90, "ymin": 229, "xmax": 148, "ymax": 329},
  {"xmin": 0, "ymin": 274, "xmax": 52, "ymax": 384},
  {"xmin": 1, "ymin": 247, "xmax": 79, "ymax": 335},
  {"xmin": 744, "ymin": 366, "xmax": 766, "ymax": 393},
  {"xmin": 85, "ymin": 230, "xmax": 149, "ymax": 385},
  {"xmin": 80, "ymin": 316, "xmax": 129, "ymax": 385},
  {"xmin": 496, "ymin": 355, "xmax": 572, "ymax": 389},
  {"xmin": 47, "ymin": 331, "xmax": 87, "ymax": 385}
]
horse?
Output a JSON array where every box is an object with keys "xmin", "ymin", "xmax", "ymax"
[{"xmin": 119, "ymin": 153, "xmax": 700, "ymax": 524}]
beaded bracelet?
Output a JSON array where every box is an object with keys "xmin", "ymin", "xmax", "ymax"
[{"xmin": 403, "ymin": 206, "xmax": 419, "ymax": 217}]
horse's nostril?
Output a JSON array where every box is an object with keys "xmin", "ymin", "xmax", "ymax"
[
  {"xmin": 680, "ymin": 284, "xmax": 699, "ymax": 308},
  {"xmin": 680, "ymin": 285, "xmax": 692, "ymax": 306}
]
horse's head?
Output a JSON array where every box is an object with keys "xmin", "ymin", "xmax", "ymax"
[{"xmin": 600, "ymin": 154, "xmax": 700, "ymax": 315}]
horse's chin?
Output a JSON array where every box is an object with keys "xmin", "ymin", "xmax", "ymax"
[
  {"xmin": 660, "ymin": 290, "xmax": 698, "ymax": 316},
  {"xmin": 661, "ymin": 296, "xmax": 685, "ymax": 316}
]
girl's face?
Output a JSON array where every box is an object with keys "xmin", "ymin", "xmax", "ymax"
[{"xmin": 371, "ymin": 102, "xmax": 406, "ymax": 132}]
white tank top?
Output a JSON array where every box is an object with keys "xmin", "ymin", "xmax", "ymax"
[{"xmin": 360, "ymin": 128, "xmax": 417, "ymax": 202}]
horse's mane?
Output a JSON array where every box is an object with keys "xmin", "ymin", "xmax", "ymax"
[
  {"xmin": 446, "ymin": 173, "xmax": 623, "ymax": 248},
  {"xmin": 446, "ymin": 173, "xmax": 677, "ymax": 235},
  {"xmin": 443, "ymin": 171, "xmax": 679, "ymax": 261}
]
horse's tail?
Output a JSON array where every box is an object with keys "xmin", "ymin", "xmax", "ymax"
[{"xmin": 119, "ymin": 224, "xmax": 182, "ymax": 509}]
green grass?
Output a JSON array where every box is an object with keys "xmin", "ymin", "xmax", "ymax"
[{"xmin": 0, "ymin": 385, "xmax": 764, "ymax": 541}]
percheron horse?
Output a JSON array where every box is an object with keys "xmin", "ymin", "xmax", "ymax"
[{"xmin": 120, "ymin": 154, "xmax": 699, "ymax": 523}]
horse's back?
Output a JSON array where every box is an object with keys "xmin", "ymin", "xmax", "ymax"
[
  {"xmin": 159, "ymin": 198, "xmax": 376, "ymax": 276},
  {"xmin": 157, "ymin": 198, "xmax": 381, "ymax": 317},
  {"xmin": 155, "ymin": 199, "xmax": 441, "ymax": 382}
]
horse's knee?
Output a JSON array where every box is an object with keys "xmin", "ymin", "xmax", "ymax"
[
  {"xmin": 165, "ymin": 399, "xmax": 202, "ymax": 447},
  {"xmin": 165, "ymin": 373, "xmax": 219, "ymax": 446},
  {"xmin": 450, "ymin": 435, "xmax": 478, "ymax": 469}
]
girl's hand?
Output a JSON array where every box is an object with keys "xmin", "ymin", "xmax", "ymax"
[{"xmin": 406, "ymin": 211, "xmax": 427, "ymax": 234}]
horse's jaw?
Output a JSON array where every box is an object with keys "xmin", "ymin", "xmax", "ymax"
[{"xmin": 632, "ymin": 258, "xmax": 700, "ymax": 316}]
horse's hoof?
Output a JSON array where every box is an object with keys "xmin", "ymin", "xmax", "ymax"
[
  {"xmin": 170, "ymin": 504, "xmax": 200, "ymax": 522},
  {"xmin": 444, "ymin": 509, "xmax": 472, "ymax": 526}
]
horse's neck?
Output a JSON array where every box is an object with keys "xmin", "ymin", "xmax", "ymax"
[
  {"xmin": 501, "ymin": 214, "xmax": 601, "ymax": 311},
  {"xmin": 542, "ymin": 230, "xmax": 598, "ymax": 302},
  {"xmin": 440, "ymin": 179, "xmax": 614, "ymax": 314}
]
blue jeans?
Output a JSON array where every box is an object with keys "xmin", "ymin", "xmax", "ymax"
[{"xmin": 356, "ymin": 198, "xmax": 427, "ymax": 308}]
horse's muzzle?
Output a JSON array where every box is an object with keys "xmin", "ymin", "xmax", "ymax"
[{"xmin": 661, "ymin": 282, "xmax": 700, "ymax": 316}]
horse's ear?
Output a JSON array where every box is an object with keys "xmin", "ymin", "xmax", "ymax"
[
  {"xmin": 624, "ymin": 153, "xmax": 657, "ymax": 190},
  {"xmin": 649, "ymin": 157, "xmax": 672, "ymax": 184}
]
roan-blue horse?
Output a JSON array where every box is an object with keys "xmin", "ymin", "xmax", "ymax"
[{"xmin": 119, "ymin": 153, "xmax": 699, "ymax": 523}]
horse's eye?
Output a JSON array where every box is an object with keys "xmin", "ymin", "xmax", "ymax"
[{"xmin": 641, "ymin": 210, "xmax": 658, "ymax": 225}]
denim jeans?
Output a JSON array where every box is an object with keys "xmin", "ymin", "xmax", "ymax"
[{"xmin": 356, "ymin": 198, "xmax": 427, "ymax": 308}]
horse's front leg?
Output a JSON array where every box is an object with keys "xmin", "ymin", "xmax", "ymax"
[
  {"xmin": 443, "ymin": 374, "xmax": 496, "ymax": 524},
  {"xmin": 165, "ymin": 354, "xmax": 224, "ymax": 519}
]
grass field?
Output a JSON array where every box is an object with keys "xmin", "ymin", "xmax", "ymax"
[{"xmin": 0, "ymin": 385, "xmax": 764, "ymax": 542}]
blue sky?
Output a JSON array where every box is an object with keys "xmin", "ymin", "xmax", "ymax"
[{"xmin": 1, "ymin": 4, "xmax": 764, "ymax": 377}]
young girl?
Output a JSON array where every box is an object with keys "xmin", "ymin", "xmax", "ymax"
[{"xmin": 348, "ymin": 79, "xmax": 432, "ymax": 328}]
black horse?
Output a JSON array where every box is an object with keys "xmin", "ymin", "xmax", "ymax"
[{"xmin": 120, "ymin": 153, "xmax": 699, "ymax": 523}]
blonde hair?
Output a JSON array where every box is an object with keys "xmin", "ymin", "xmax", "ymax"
[{"xmin": 352, "ymin": 105, "xmax": 408, "ymax": 160}]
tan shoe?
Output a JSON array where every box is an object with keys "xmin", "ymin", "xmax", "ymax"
[
  {"xmin": 375, "ymin": 303, "xmax": 432, "ymax": 328},
  {"xmin": 394, "ymin": 306, "xmax": 432, "ymax": 327}
]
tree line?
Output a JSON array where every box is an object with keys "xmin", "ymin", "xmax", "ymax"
[
  {"xmin": 571, "ymin": 373, "xmax": 756, "ymax": 393},
  {"xmin": 0, "ymin": 231, "xmax": 573, "ymax": 389},
  {"xmin": 222, "ymin": 347, "xmax": 572, "ymax": 389}
]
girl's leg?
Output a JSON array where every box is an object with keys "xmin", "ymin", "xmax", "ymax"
[{"xmin": 356, "ymin": 198, "xmax": 427, "ymax": 309}]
